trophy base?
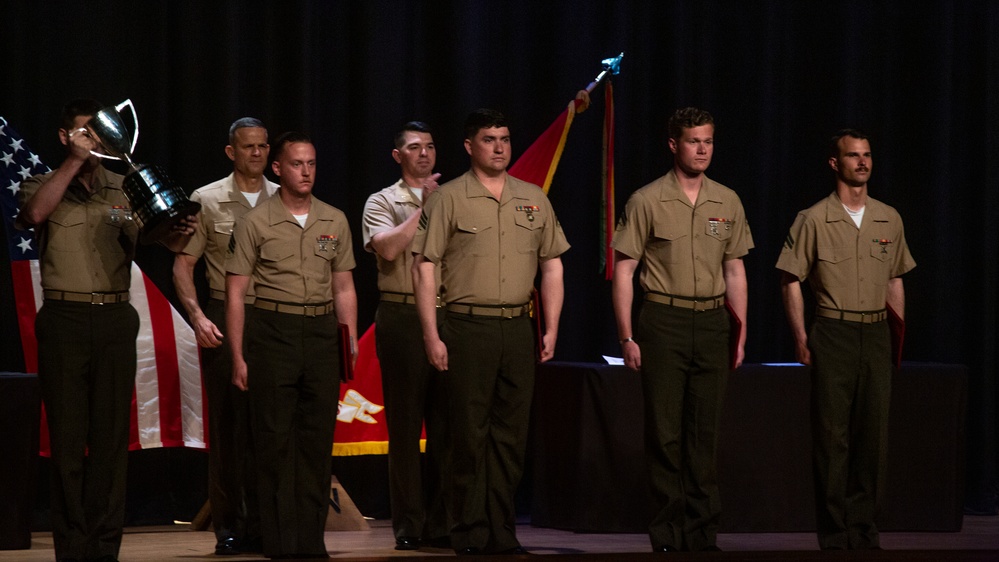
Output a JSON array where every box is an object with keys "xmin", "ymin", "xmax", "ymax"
[{"xmin": 122, "ymin": 164, "xmax": 202, "ymax": 244}]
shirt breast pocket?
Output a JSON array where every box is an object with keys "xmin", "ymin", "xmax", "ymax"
[
  {"xmin": 817, "ymin": 246, "xmax": 853, "ymax": 289},
  {"xmin": 869, "ymin": 241, "xmax": 893, "ymax": 263},
  {"xmin": 47, "ymin": 206, "xmax": 87, "ymax": 252},
  {"xmin": 704, "ymin": 219, "xmax": 734, "ymax": 242},
  {"xmin": 648, "ymin": 223, "xmax": 687, "ymax": 264},
  {"xmin": 260, "ymin": 242, "xmax": 297, "ymax": 265},
  {"xmin": 454, "ymin": 217, "xmax": 493, "ymax": 257},
  {"xmin": 513, "ymin": 212, "xmax": 543, "ymax": 251},
  {"xmin": 213, "ymin": 221, "xmax": 235, "ymax": 249}
]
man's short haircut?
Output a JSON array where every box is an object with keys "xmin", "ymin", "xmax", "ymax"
[
  {"xmin": 667, "ymin": 107, "xmax": 714, "ymax": 141},
  {"xmin": 464, "ymin": 108, "xmax": 508, "ymax": 141},
  {"xmin": 60, "ymin": 99, "xmax": 104, "ymax": 131},
  {"xmin": 228, "ymin": 117, "xmax": 267, "ymax": 144},
  {"xmin": 828, "ymin": 128, "xmax": 870, "ymax": 158},
  {"xmin": 395, "ymin": 121, "xmax": 433, "ymax": 149},
  {"xmin": 270, "ymin": 131, "xmax": 313, "ymax": 162}
]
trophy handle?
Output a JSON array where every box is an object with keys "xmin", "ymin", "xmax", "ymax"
[{"xmin": 114, "ymin": 99, "xmax": 140, "ymax": 154}]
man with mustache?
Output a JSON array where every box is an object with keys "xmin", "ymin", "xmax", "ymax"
[{"xmin": 777, "ymin": 129, "xmax": 915, "ymax": 550}]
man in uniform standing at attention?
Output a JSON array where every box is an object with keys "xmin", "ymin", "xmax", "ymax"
[
  {"xmin": 777, "ymin": 129, "xmax": 914, "ymax": 550},
  {"xmin": 17, "ymin": 99, "xmax": 194, "ymax": 562},
  {"xmin": 611, "ymin": 107, "xmax": 752, "ymax": 553},
  {"xmin": 361, "ymin": 121, "xmax": 449, "ymax": 551},
  {"xmin": 172, "ymin": 117, "xmax": 278, "ymax": 556},
  {"xmin": 413, "ymin": 109, "xmax": 569, "ymax": 556},
  {"xmin": 226, "ymin": 132, "xmax": 357, "ymax": 560}
]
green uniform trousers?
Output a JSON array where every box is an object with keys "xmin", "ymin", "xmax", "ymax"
[
  {"xmin": 638, "ymin": 302, "xmax": 729, "ymax": 552},
  {"xmin": 36, "ymin": 300, "xmax": 139, "ymax": 562},
  {"xmin": 374, "ymin": 302, "xmax": 449, "ymax": 541},
  {"xmin": 440, "ymin": 313, "xmax": 534, "ymax": 554},
  {"xmin": 202, "ymin": 299, "xmax": 259, "ymax": 546},
  {"xmin": 809, "ymin": 317, "xmax": 891, "ymax": 550},
  {"xmin": 246, "ymin": 309, "xmax": 339, "ymax": 558}
]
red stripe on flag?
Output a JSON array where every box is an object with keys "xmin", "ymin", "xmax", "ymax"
[
  {"xmin": 10, "ymin": 260, "xmax": 39, "ymax": 373},
  {"xmin": 142, "ymin": 274, "xmax": 183, "ymax": 447}
]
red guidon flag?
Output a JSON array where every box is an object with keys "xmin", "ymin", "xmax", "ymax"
[{"xmin": 0, "ymin": 116, "xmax": 206, "ymax": 454}]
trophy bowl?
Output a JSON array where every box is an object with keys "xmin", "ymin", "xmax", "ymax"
[{"xmin": 123, "ymin": 164, "xmax": 201, "ymax": 244}]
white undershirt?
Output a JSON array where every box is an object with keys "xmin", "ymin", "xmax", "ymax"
[
  {"xmin": 293, "ymin": 213, "xmax": 308, "ymax": 227},
  {"xmin": 243, "ymin": 191, "xmax": 261, "ymax": 207},
  {"xmin": 844, "ymin": 204, "xmax": 865, "ymax": 228},
  {"xmin": 411, "ymin": 187, "xmax": 424, "ymax": 202}
]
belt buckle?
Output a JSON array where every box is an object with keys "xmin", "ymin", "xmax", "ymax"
[
  {"xmin": 303, "ymin": 305, "xmax": 318, "ymax": 317},
  {"xmin": 91, "ymin": 293, "xmax": 105, "ymax": 305},
  {"xmin": 692, "ymin": 299, "xmax": 707, "ymax": 312},
  {"xmin": 500, "ymin": 307, "xmax": 513, "ymax": 319}
]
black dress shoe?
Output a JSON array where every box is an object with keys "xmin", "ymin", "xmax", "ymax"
[
  {"xmin": 395, "ymin": 537, "xmax": 420, "ymax": 551},
  {"xmin": 215, "ymin": 537, "xmax": 241, "ymax": 555},
  {"xmin": 455, "ymin": 546, "xmax": 482, "ymax": 556},
  {"xmin": 497, "ymin": 546, "xmax": 531, "ymax": 555},
  {"xmin": 701, "ymin": 545, "xmax": 722, "ymax": 551},
  {"xmin": 653, "ymin": 544, "xmax": 679, "ymax": 552}
]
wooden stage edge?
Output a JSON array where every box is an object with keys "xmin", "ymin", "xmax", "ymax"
[{"xmin": 1, "ymin": 517, "xmax": 997, "ymax": 561}]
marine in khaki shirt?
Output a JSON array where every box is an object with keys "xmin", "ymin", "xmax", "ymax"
[
  {"xmin": 777, "ymin": 130, "xmax": 914, "ymax": 551},
  {"xmin": 412, "ymin": 109, "xmax": 568, "ymax": 555},
  {"xmin": 171, "ymin": 118, "xmax": 278, "ymax": 556},
  {"xmin": 15, "ymin": 100, "xmax": 194, "ymax": 562},
  {"xmin": 361, "ymin": 123, "xmax": 449, "ymax": 550},
  {"xmin": 223, "ymin": 133, "xmax": 357, "ymax": 559},
  {"xmin": 611, "ymin": 108, "xmax": 750, "ymax": 553}
]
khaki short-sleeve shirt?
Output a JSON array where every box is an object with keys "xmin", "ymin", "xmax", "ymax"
[
  {"xmin": 17, "ymin": 166, "xmax": 138, "ymax": 293},
  {"xmin": 776, "ymin": 192, "xmax": 915, "ymax": 311},
  {"xmin": 415, "ymin": 170, "xmax": 570, "ymax": 305},
  {"xmin": 362, "ymin": 179, "xmax": 427, "ymax": 294},
  {"xmin": 612, "ymin": 170, "xmax": 753, "ymax": 297},
  {"xmin": 226, "ymin": 193, "xmax": 355, "ymax": 303},
  {"xmin": 182, "ymin": 173, "xmax": 278, "ymax": 297}
]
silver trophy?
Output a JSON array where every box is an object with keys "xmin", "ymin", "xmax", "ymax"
[{"xmin": 86, "ymin": 99, "xmax": 200, "ymax": 243}]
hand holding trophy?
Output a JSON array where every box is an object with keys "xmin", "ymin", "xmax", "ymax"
[{"xmin": 86, "ymin": 99, "xmax": 201, "ymax": 243}]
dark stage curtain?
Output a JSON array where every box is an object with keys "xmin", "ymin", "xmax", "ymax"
[{"xmin": 1, "ymin": 0, "xmax": 996, "ymax": 510}]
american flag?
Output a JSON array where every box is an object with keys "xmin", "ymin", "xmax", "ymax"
[{"xmin": 1, "ymin": 116, "xmax": 206, "ymax": 453}]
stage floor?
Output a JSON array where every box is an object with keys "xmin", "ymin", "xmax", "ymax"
[{"xmin": 1, "ymin": 517, "xmax": 997, "ymax": 561}]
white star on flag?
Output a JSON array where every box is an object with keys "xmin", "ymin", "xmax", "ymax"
[
  {"xmin": 8, "ymin": 137, "xmax": 23, "ymax": 152},
  {"xmin": 5, "ymin": 180, "xmax": 18, "ymax": 195},
  {"xmin": 1, "ymin": 151, "xmax": 14, "ymax": 166},
  {"xmin": 17, "ymin": 237, "xmax": 32, "ymax": 253},
  {"xmin": 18, "ymin": 165, "xmax": 32, "ymax": 180}
]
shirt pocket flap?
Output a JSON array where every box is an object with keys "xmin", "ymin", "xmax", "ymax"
[
  {"xmin": 651, "ymin": 222, "xmax": 686, "ymax": 242},
  {"xmin": 213, "ymin": 220, "xmax": 235, "ymax": 235},
  {"xmin": 817, "ymin": 246, "xmax": 851, "ymax": 264},
  {"xmin": 48, "ymin": 205, "xmax": 86, "ymax": 228},
  {"xmin": 260, "ymin": 242, "xmax": 297, "ymax": 263},
  {"xmin": 456, "ymin": 217, "xmax": 491, "ymax": 235}
]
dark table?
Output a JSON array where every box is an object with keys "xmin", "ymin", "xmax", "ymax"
[
  {"xmin": 530, "ymin": 362, "xmax": 967, "ymax": 533},
  {"xmin": 0, "ymin": 372, "xmax": 40, "ymax": 549}
]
